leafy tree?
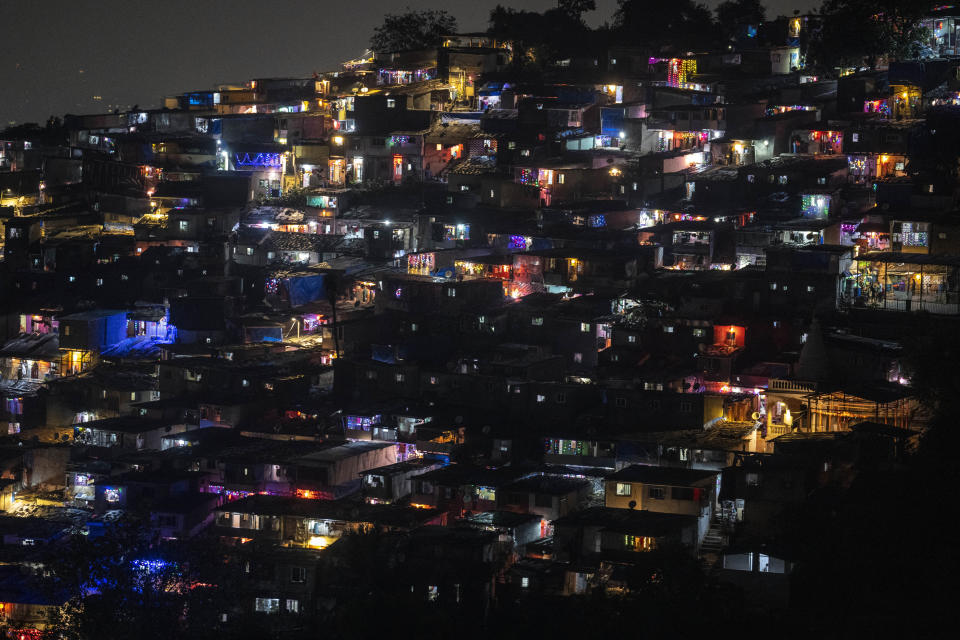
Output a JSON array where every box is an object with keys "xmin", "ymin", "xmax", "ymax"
[
  {"xmin": 716, "ymin": 0, "xmax": 766, "ymax": 43},
  {"xmin": 558, "ymin": 0, "xmax": 597, "ymax": 21},
  {"xmin": 369, "ymin": 8, "xmax": 458, "ymax": 53},
  {"xmin": 488, "ymin": 5, "xmax": 595, "ymax": 70},
  {"xmin": 809, "ymin": 0, "xmax": 935, "ymax": 69},
  {"xmin": 38, "ymin": 516, "xmax": 246, "ymax": 640},
  {"xmin": 614, "ymin": 0, "xmax": 717, "ymax": 52}
]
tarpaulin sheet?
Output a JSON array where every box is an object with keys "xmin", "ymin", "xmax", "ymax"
[
  {"xmin": 246, "ymin": 327, "xmax": 283, "ymax": 343},
  {"xmin": 283, "ymin": 274, "xmax": 325, "ymax": 307}
]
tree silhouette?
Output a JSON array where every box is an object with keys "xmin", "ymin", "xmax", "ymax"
[{"xmin": 369, "ymin": 8, "xmax": 457, "ymax": 53}]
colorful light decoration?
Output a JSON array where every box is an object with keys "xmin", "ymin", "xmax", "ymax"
[
  {"xmin": 234, "ymin": 152, "xmax": 282, "ymax": 168},
  {"xmin": 588, "ymin": 214, "xmax": 607, "ymax": 228},
  {"xmin": 801, "ymin": 194, "xmax": 830, "ymax": 218},
  {"xmin": 508, "ymin": 235, "xmax": 530, "ymax": 250},
  {"xmin": 666, "ymin": 58, "xmax": 697, "ymax": 88}
]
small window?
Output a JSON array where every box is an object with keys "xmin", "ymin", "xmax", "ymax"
[
  {"xmin": 663, "ymin": 326, "xmax": 674, "ymax": 333},
  {"xmin": 648, "ymin": 486, "xmax": 666, "ymax": 500},
  {"xmin": 680, "ymin": 400, "xmax": 692, "ymax": 413},
  {"xmin": 556, "ymin": 392, "xmax": 566, "ymax": 404},
  {"xmin": 770, "ymin": 282, "xmax": 778, "ymax": 290},
  {"xmin": 429, "ymin": 376, "xmax": 437, "ymax": 385},
  {"xmin": 580, "ymin": 322, "xmax": 591, "ymax": 333},
  {"xmin": 746, "ymin": 174, "xmax": 755, "ymax": 183},
  {"xmin": 692, "ymin": 328, "xmax": 705, "ymax": 338},
  {"xmin": 531, "ymin": 317, "xmax": 543, "ymax": 326},
  {"xmin": 615, "ymin": 482, "xmax": 632, "ymax": 496},
  {"xmin": 291, "ymin": 567, "xmax": 306, "ymax": 583},
  {"xmin": 254, "ymin": 598, "xmax": 280, "ymax": 614},
  {"xmin": 672, "ymin": 487, "xmax": 695, "ymax": 501},
  {"xmin": 558, "ymin": 173, "xmax": 565, "ymax": 184},
  {"xmin": 746, "ymin": 472, "xmax": 760, "ymax": 487},
  {"xmin": 536, "ymin": 394, "xmax": 546, "ymax": 403},
  {"xmin": 395, "ymin": 373, "xmax": 405, "ymax": 383},
  {"xmin": 179, "ymin": 220, "xmax": 189, "ymax": 231},
  {"xmin": 573, "ymin": 352, "xmax": 583, "ymax": 363},
  {"xmin": 806, "ymin": 285, "xmax": 815, "ymax": 293},
  {"xmin": 446, "ymin": 287, "xmax": 457, "ymax": 297},
  {"xmin": 851, "ymin": 133, "xmax": 860, "ymax": 142},
  {"xmin": 778, "ymin": 175, "xmax": 788, "ymax": 184},
  {"xmin": 286, "ymin": 599, "xmax": 300, "ymax": 614},
  {"xmin": 242, "ymin": 379, "xmax": 250, "ymax": 387},
  {"xmin": 627, "ymin": 334, "xmax": 637, "ymax": 343},
  {"xmin": 615, "ymin": 397, "xmax": 627, "ymax": 408},
  {"xmin": 246, "ymin": 247, "xmax": 254, "ymax": 256},
  {"xmin": 386, "ymin": 98, "xmax": 396, "ymax": 108}
]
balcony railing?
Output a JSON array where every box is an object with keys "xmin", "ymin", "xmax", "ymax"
[
  {"xmin": 769, "ymin": 378, "xmax": 816, "ymax": 393},
  {"xmin": 766, "ymin": 424, "xmax": 791, "ymax": 439},
  {"xmin": 842, "ymin": 293, "xmax": 960, "ymax": 315}
]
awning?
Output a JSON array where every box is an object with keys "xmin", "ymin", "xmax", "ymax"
[{"xmin": 856, "ymin": 221, "xmax": 888, "ymax": 233}]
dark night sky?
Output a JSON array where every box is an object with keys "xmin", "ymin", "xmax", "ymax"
[{"xmin": 0, "ymin": 0, "xmax": 816, "ymax": 126}]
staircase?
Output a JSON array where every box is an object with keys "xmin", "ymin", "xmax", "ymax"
[{"xmin": 699, "ymin": 519, "xmax": 726, "ymax": 569}]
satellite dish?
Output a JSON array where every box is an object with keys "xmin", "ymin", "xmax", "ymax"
[
  {"xmin": 454, "ymin": 415, "xmax": 464, "ymax": 425},
  {"xmin": 628, "ymin": 500, "xmax": 637, "ymax": 510},
  {"xmin": 482, "ymin": 425, "xmax": 491, "ymax": 435}
]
